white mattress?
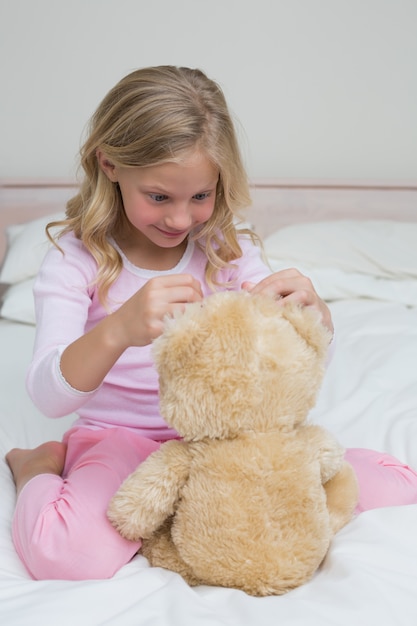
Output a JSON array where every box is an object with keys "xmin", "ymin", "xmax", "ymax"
[
  {"xmin": 1, "ymin": 298, "xmax": 417, "ymax": 625},
  {"xmin": 1, "ymin": 216, "xmax": 417, "ymax": 625}
]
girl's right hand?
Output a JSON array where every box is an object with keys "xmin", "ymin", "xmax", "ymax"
[
  {"xmin": 60, "ymin": 274, "xmax": 203, "ymax": 393},
  {"xmin": 113, "ymin": 273, "xmax": 203, "ymax": 348}
]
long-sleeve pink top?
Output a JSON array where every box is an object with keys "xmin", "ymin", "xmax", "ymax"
[{"xmin": 26, "ymin": 232, "xmax": 271, "ymax": 441}]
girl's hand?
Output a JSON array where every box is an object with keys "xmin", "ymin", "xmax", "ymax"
[
  {"xmin": 241, "ymin": 269, "xmax": 334, "ymax": 335},
  {"xmin": 113, "ymin": 273, "xmax": 203, "ymax": 348},
  {"xmin": 60, "ymin": 274, "xmax": 203, "ymax": 393}
]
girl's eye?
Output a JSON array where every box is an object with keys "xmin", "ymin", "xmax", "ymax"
[
  {"xmin": 149, "ymin": 194, "xmax": 168, "ymax": 202},
  {"xmin": 193, "ymin": 192, "xmax": 210, "ymax": 201}
]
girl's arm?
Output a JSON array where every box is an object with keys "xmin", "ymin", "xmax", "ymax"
[
  {"xmin": 60, "ymin": 273, "xmax": 203, "ymax": 392},
  {"xmin": 27, "ymin": 233, "xmax": 202, "ymax": 414}
]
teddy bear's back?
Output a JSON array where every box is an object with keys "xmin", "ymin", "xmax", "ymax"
[{"xmin": 171, "ymin": 432, "xmax": 331, "ymax": 595}]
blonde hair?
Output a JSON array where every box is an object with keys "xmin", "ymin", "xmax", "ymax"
[{"xmin": 48, "ymin": 66, "xmax": 258, "ymax": 304}]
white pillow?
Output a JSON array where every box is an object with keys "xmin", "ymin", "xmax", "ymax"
[
  {"xmin": 0, "ymin": 212, "xmax": 65, "ymax": 284},
  {"xmin": 264, "ymin": 220, "xmax": 417, "ymax": 305},
  {"xmin": 0, "ymin": 278, "xmax": 36, "ymax": 325},
  {"xmin": 264, "ymin": 220, "xmax": 417, "ymax": 280}
]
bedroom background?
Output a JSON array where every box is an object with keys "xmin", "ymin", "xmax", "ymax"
[
  {"xmin": 0, "ymin": 0, "xmax": 416, "ymax": 183},
  {"xmin": 1, "ymin": 2, "xmax": 417, "ymax": 624}
]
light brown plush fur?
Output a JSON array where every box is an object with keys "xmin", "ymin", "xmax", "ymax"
[{"xmin": 107, "ymin": 291, "xmax": 358, "ymax": 596}]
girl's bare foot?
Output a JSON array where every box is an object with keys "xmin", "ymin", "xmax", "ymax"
[{"xmin": 6, "ymin": 441, "xmax": 67, "ymax": 495}]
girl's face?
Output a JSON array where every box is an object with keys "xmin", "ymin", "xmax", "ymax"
[{"xmin": 99, "ymin": 149, "xmax": 219, "ymax": 253}]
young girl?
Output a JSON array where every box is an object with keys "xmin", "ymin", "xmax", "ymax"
[{"xmin": 6, "ymin": 66, "xmax": 417, "ymax": 581}]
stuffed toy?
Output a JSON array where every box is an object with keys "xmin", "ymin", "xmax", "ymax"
[{"xmin": 108, "ymin": 291, "xmax": 358, "ymax": 596}]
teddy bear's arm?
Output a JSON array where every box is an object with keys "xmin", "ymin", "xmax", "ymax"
[
  {"xmin": 304, "ymin": 425, "xmax": 346, "ymax": 484},
  {"xmin": 107, "ymin": 440, "xmax": 192, "ymax": 541}
]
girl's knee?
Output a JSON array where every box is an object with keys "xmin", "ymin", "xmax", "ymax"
[
  {"xmin": 14, "ymin": 522, "xmax": 140, "ymax": 580},
  {"xmin": 346, "ymin": 448, "xmax": 417, "ymax": 513},
  {"xmin": 10, "ymin": 433, "xmax": 154, "ymax": 580},
  {"xmin": 13, "ymin": 481, "xmax": 140, "ymax": 580}
]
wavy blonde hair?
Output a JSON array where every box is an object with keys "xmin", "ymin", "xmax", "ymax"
[{"xmin": 48, "ymin": 66, "xmax": 259, "ymax": 304}]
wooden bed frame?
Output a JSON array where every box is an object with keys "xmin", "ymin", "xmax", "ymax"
[{"xmin": 1, "ymin": 178, "xmax": 417, "ymax": 264}]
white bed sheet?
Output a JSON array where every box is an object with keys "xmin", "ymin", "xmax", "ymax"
[{"xmin": 1, "ymin": 296, "xmax": 417, "ymax": 625}]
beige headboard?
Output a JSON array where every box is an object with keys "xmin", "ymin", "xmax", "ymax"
[
  {"xmin": 1, "ymin": 178, "xmax": 417, "ymax": 264},
  {"xmin": 247, "ymin": 180, "xmax": 417, "ymax": 237}
]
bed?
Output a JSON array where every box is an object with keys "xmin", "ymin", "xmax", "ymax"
[{"xmin": 1, "ymin": 179, "xmax": 417, "ymax": 625}]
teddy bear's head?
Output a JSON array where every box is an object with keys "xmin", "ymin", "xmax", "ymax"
[{"xmin": 152, "ymin": 291, "xmax": 332, "ymax": 442}]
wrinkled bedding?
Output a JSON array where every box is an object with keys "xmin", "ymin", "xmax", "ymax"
[{"xmin": 1, "ymin": 217, "xmax": 417, "ymax": 625}]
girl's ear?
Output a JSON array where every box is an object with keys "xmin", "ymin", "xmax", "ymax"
[{"xmin": 96, "ymin": 149, "xmax": 118, "ymax": 182}]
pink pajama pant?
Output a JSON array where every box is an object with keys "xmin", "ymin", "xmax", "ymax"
[{"xmin": 11, "ymin": 427, "xmax": 417, "ymax": 580}]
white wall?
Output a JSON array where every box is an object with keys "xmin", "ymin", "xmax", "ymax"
[{"xmin": 0, "ymin": 0, "xmax": 416, "ymax": 181}]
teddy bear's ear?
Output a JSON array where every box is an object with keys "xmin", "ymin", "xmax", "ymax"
[{"xmin": 280, "ymin": 303, "xmax": 332, "ymax": 360}]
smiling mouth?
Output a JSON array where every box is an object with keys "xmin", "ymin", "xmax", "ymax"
[{"xmin": 155, "ymin": 227, "xmax": 189, "ymax": 237}]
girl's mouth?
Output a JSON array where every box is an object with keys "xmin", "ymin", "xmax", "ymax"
[{"xmin": 155, "ymin": 226, "xmax": 189, "ymax": 238}]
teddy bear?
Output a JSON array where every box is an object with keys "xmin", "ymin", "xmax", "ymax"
[{"xmin": 107, "ymin": 291, "xmax": 358, "ymax": 596}]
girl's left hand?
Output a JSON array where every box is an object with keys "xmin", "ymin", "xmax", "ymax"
[{"xmin": 242, "ymin": 268, "xmax": 334, "ymax": 335}]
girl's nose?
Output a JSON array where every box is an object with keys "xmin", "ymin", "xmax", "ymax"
[{"xmin": 164, "ymin": 204, "xmax": 193, "ymax": 231}]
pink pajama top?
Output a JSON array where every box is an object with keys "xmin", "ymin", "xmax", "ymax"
[{"xmin": 26, "ymin": 232, "xmax": 271, "ymax": 441}]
